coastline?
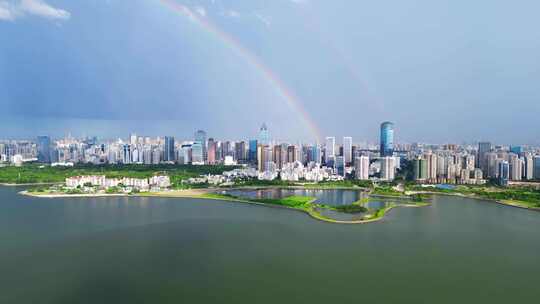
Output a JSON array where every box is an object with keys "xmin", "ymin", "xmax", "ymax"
[
  {"xmin": 406, "ymin": 190, "xmax": 540, "ymax": 212},
  {"xmin": 20, "ymin": 188, "xmax": 430, "ymax": 225},
  {"xmin": 16, "ymin": 185, "xmax": 539, "ymax": 223},
  {"xmin": 0, "ymin": 182, "xmax": 62, "ymax": 187}
]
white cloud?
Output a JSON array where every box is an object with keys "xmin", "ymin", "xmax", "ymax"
[
  {"xmin": 0, "ymin": 2, "xmax": 15, "ymax": 20},
  {"xmin": 290, "ymin": 0, "xmax": 309, "ymax": 4},
  {"xmin": 0, "ymin": 0, "xmax": 70, "ymax": 21},
  {"xmin": 194, "ymin": 5, "xmax": 206, "ymax": 17}
]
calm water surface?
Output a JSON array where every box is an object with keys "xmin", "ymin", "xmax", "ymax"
[
  {"xmin": 0, "ymin": 186, "xmax": 539, "ymax": 303},
  {"xmin": 223, "ymin": 188, "xmax": 368, "ymax": 205}
]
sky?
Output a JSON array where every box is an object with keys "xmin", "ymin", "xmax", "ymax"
[{"xmin": 1, "ymin": 0, "xmax": 539, "ymax": 144}]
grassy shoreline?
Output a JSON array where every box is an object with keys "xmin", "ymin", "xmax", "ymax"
[
  {"xmin": 14, "ymin": 177, "xmax": 540, "ymax": 223},
  {"xmin": 20, "ymin": 188, "xmax": 431, "ymax": 224},
  {"xmin": 406, "ymin": 190, "xmax": 540, "ymax": 212}
]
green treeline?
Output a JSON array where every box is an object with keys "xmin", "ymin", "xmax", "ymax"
[{"xmin": 0, "ymin": 163, "xmax": 237, "ymax": 187}]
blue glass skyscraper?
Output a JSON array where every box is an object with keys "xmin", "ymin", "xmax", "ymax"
[
  {"xmin": 380, "ymin": 122, "xmax": 394, "ymax": 157},
  {"xmin": 194, "ymin": 130, "xmax": 207, "ymax": 162},
  {"xmin": 498, "ymin": 160, "xmax": 510, "ymax": 186},
  {"xmin": 164, "ymin": 136, "xmax": 175, "ymax": 162},
  {"xmin": 248, "ymin": 139, "xmax": 258, "ymax": 163},
  {"xmin": 37, "ymin": 136, "xmax": 51, "ymax": 163}
]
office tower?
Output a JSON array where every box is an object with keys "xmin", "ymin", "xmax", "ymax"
[
  {"xmin": 534, "ymin": 156, "xmax": 540, "ymax": 180},
  {"xmin": 37, "ymin": 136, "xmax": 51, "ymax": 163},
  {"xmin": 287, "ymin": 145, "xmax": 297, "ymax": 163},
  {"xmin": 325, "ymin": 137, "xmax": 335, "ymax": 164},
  {"xmin": 221, "ymin": 141, "xmax": 231, "ymax": 159},
  {"xmin": 351, "ymin": 145, "xmax": 357, "ymax": 165},
  {"xmin": 263, "ymin": 146, "xmax": 274, "ymax": 172},
  {"xmin": 191, "ymin": 142, "xmax": 204, "ymax": 165},
  {"xmin": 380, "ymin": 121, "xmax": 394, "ymax": 157},
  {"xmin": 343, "ymin": 137, "xmax": 352, "ymax": 164},
  {"xmin": 380, "ymin": 156, "xmax": 396, "ymax": 181},
  {"xmin": 207, "ymin": 138, "xmax": 217, "ymax": 165},
  {"xmin": 273, "ymin": 145, "xmax": 283, "ymax": 169},
  {"xmin": 259, "ymin": 123, "xmax": 270, "ymax": 145},
  {"xmin": 336, "ymin": 156, "xmax": 346, "ymax": 177},
  {"xmin": 257, "ymin": 145, "xmax": 264, "ymax": 171},
  {"xmin": 498, "ymin": 161, "xmax": 510, "ymax": 186},
  {"xmin": 486, "ymin": 152, "xmax": 498, "ymax": 178},
  {"xmin": 311, "ymin": 145, "xmax": 322, "ymax": 164},
  {"xmin": 355, "ymin": 156, "xmax": 370, "ymax": 180},
  {"xmin": 163, "ymin": 136, "xmax": 175, "ymax": 162},
  {"xmin": 477, "ymin": 142, "xmax": 492, "ymax": 173},
  {"xmin": 248, "ymin": 140, "xmax": 258, "ymax": 163},
  {"xmin": 180, "ymin": 144, "xmax": 192, "ymax": 164},
  {"xmin": 194, "ymin": 130, "xmax": 207, "ymax": 162},
  {"xmin": 509, "ymin": 157, "xmax": 523, "ymax": 181},
  {"xmin": 414, "ymin": 157, "xmax": 428, "ymax": 181},
  {"xmin": 122, "ymin": 144, "xmax": 132, "ymax": 164},
  {"xmin": 234, "ymin": 141, "xmax": 246, "ymax": 162},
  {"xmin": 524, "ymin": 154, "xmax": 534, "ymax": 180}
]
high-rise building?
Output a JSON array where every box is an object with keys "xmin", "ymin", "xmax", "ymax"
[
  {"xmin": 194, "ymin": 130, "xmax": 207, "ymax": 162},
  {"xmin": 191, "ymin": 142, "xmax": 204, "ymax": 165},
  {"xmin": 37, "ymin": 136, "xmax": 51, "ymax": 163},
  {"xmin": 478, "ymin": 142, "xmax": 492, "ymax": 173},
  {"xmin": 498, "ymin": 160, "xmax": 510, "ymax": 186},
  {"xmin": 343, "ymin": 137, "xmax": 352, "ymax": 165},
  {"xmin": 486, "ymin": 152, "xmax": 498, "ymax": 178},
  {"xmin": 310, "ymin": 145, "xmax": 322, "ymax": 164},
  {"xmin": 509, "ymin": 156, "xmax": 523, "ymax": 181},
  {"xmin": 163, "ymin": 136, "xmax": 175, "ymax": 162},
  {"xmin": 287, "ymin": 145, "xmax": 297, "ymax": 163},
  {"xmin": 380, "ymin": 122, "xmax": 394, "ymax": 157},
  {"xmin": 235, "ymin": 141, "xmax": 246, "ymax": 162},
  {"xmin": 207, "ymin": 138, "xmax": 217, "ymax": 165},
  {"xmin": 425, "ymin": 153, "xmax": 438, "ymax": 182},
  {"xmin": 524, "ymin": 154, "xmax": 534, "ymax": 180},
  {"xmin": 380, "ymin": 156, "xmax": 396, "ymax": 181},
  {"xmin": 259, "ymin": 123, "xmax": 270, "ymax": 145},
  {"xmin": 325, "ymin": 137, "xmax": 335, "ymax": 165},
  {"xmin": 273, "ymin": 145, "xmax": 283, "ymax": 169},
  {"xmin": 122, "ymin": 144, "xmax": 132, "ymax": 164},
  {"xmin": 355, "ymin": 156, "xmax": 370, "ymax": 180},
  {"xmin": 534, "ymin": 156, "xmax": 540, "ymax": 180},
  {"xmin": 248, "ymin": 140, "xmax": 258, "ymax": 163},
  {"xmin": 413, "ymin": 158, "xmax": 428, "ymax": 181},
  {"xmin": 335, "ymin": 156, "xmax": 346, "ymax": 177}
]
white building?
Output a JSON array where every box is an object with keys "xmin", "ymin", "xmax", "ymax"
[
  {"xmin": 380, "ymin": 156, "xmax": 395, "ymax": 181},
  {"xmin": 325, "ymin": 137, "xmax": 335, "ymax": 164},
  {"xmin": 355, "ymin": 156, "xmax": 370, "ymax": 180}
]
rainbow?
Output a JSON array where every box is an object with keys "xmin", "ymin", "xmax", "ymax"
[{"xmin": 158, "ymin": 0, "xmax": 322, "ymax": 142}]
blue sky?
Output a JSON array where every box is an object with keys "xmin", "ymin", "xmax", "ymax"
[{"xmin": 1, "ymin": 0, "xmax": 539, "ymax": 144}]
